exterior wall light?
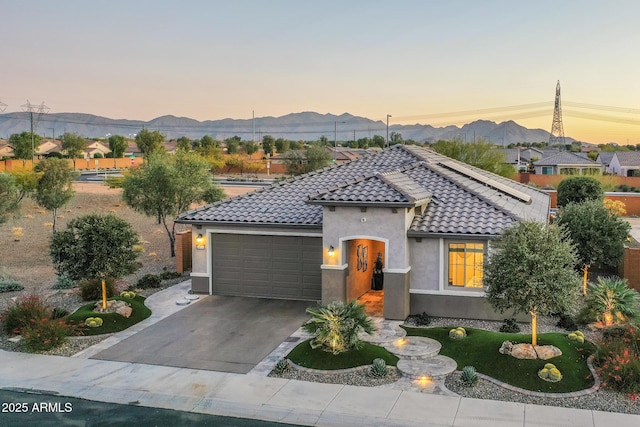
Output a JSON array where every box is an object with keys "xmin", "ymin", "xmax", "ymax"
[
  {"xmin": 328, "ymin": 245, "xmax": 335, "ymax": 257},
  {"xmin": 195, "ymin": 233, "xmax": 205, "ymax": 250}
]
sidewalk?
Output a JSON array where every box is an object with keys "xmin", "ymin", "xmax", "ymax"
[{"xmin": 1, "ymin": 282, "xmax": 639, "ymax": 426}]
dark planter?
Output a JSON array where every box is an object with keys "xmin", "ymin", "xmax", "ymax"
[{"xmin": 372, "ymin": 273, "xmax": 384, "ymax": 291}]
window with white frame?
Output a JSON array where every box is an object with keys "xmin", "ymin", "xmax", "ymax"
[{"xmin": 447, "ymin": 242, "xmax": 485, "ymax": 288}]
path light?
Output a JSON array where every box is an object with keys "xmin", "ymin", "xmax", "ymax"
[
  {"xmin": 196, "ymin": 233, "xmax": 205, "ymax": 250},
  {"xmin": 416, "ymin": 376, "xmax": 432, "ymax": 388},
  {"xmin": 328, "ymin": 245, "xmax": 335, "ymax": 257}
]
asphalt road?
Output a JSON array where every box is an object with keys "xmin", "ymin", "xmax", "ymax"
[{"xmin": 0, "ymin": 389, "xmax": 298, "ymax": 427}]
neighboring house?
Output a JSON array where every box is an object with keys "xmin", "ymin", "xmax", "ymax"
[
  {"xmin": 533, "ymin": 151, "xmax": 602, "ymax": 175},
  {"xmin": 597, "ymin": 152, "xmax": 615, "ymax": 174},
  {"xmin": 83, "ymin": 141, "xmax": 111, "ymax": 158},
  {"xmin": 325, "ymin": 146, "xmax": 373, "ymax": 164},
  {"xmin": 609, "ymin": 151, "xmax": 640, "ymax": 177},
  {"xmin": 0, "ymin": 141, "xmax": 13, "ymax": 158},
  {"xmin": 500, "ymin": 147, "xmax": 544, "ymax": 171},
  {"xmin": 177, "ymin": 145, "xmax": 550, "ymax": 321},
  {"xmin": 37, "ymin": 140, "xmax": 62, "ymax": 157}
]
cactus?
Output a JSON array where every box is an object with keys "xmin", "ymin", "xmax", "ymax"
[
  {"xmin": 460, "ymin": 366, "xmax": 478, "ymax": 386},
  {"xmin": 567, "ymin": 331, "xmax": 585, "ymax": 344},
  {"xmin": 449, "ymin": 327, "xmax": 467, "ymax": 339},
  {"xmin": 273, "ymin": 358, "xmax": 290, "ymax": 374},
  {"xmin": 120, "ymin": 291, "xmax": 136, "ymax": 299},
  {"xmin": 369, "ymin": 358, "xmax": 388, "ymax": 378},
  {"xmin": 84, "ymin": 317, "xmax": 103, "ymax": 328},
  {"xmin": 539, "ymin": 363, "xmax": 562, "ymax": 382}
]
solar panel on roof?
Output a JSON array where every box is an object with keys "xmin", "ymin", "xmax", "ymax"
[{"xmin": 439, "ymin": 161, "xmax": 531, "ymax": 203}]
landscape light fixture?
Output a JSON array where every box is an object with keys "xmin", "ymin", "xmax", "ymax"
[
  {"xmin": 328, "ymin": 245, "xmax": 335, "ymax": 257},
  {"xmin": 196, "ymin": 233, "xmax": 205, "ymax": 250}
]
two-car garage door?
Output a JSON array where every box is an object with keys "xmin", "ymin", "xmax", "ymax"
[{"xmin": 211, "ymin": 234, "xmax": 322, "ymax": 301}]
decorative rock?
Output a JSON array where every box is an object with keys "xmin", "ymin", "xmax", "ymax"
[
  {"xmin": 94, "ymin": 300, "xmax": 132, "ymax": 318},
  {"xmin": 115, "ymin": 305, "xmax": 132, "ymax": 318},
  {"xmin": 185, "ymin": 294, "xmax": 199, "ymax": 301},
  {"xmin": 499, "ymin": 340, "xmax": 513, "ymax": 355},
  {"xmin": 510, "ymin": 343, "xmax": 537, "ymax": 359},
  {"xmin": 534, "ymin": 345, "xmax": 562, "ymax": 360},
  {"xmin": 8, "ymin": 336, "xmax": 21, "ymax": 343},
  {"xmin": 175, "ymin": 299, "xmax": 191, "ymax": 306}
]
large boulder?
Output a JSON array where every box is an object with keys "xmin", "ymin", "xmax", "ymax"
[
  {"xmin": 534, "ymin": 345, "xmax": 562, "ymax": 360},
  {"xmin": 510, "ymin": 343, "xmax": 537, "ymax": 359}
]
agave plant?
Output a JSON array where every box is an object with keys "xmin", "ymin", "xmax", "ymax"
[
  {"xmin": 583, "ymin": 277, "xmax": 640, "ymax": 326},
  {"xmin": 303, "ymin": 300, "xmax": 376, "ymax": 354}
]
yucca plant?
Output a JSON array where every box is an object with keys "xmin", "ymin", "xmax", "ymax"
[
  {"xmin": 369, "ymin": 358, "xmax": 388, "ymax": 378},
  {"xmin": 460, "ymin": 366, "xmax": 479, "ymax": 386},
  {"xmin": 582, "ymin": 277, "xmax": 640, "ymax": 326},
  {"xmin": 303, "ymin": 300, "xmax": 376, "ymax": 354}
]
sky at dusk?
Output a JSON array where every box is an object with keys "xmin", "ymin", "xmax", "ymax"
[{"xmin": 2, "ymin": 0, "xmax": 640, "ymax": 144}]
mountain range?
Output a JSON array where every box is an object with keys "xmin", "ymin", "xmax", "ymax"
[{"xmin": 0, "ymin": 111, "xmax": 575, "ymax": 146}]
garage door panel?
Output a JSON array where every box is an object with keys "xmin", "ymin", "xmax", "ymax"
[{"xmin": 211, "ymin": 234, "xmax": 321, "ymax": 301}]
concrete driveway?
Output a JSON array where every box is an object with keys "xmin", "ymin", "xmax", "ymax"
[{"xmin": 91, "ymin": 295, "xmax": 312, "ymax": 374}]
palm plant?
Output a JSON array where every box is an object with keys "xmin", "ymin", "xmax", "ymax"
[
  {"xmin": 582, "ymin": 277, "xmax": 640, "ymax": 326},
  {"xmin": 303, "ymin": 300, "xmax": 376, "ymax": 354}
]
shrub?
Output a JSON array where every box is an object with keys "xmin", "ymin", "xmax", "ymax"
[
  {"xmin": 579, "ymin": 276, "xmax": 640, "ymax": 326},
  {"xmin": 449, "ymin": 327, "xmax": 467, "ymax": 339},
  {"xmin": 52, "ymin": 273, "xmax": 76, "ymax": 290},
  {"xmin": 0, "ymin": 281, "xmax": 24, "ymax": 293},
  {"xmin": 50, "ymin": 307, "xmax": 69, "ymax": 320},
  {"xmin": 594, "ymin": 325, "xmax": 640, "ymax": 394},
  {"xmin": 0, "ymin": 268, "xmax": 24, "ymax": 293},
  {"xmin": 368, "ymin": 358, "xmax": 388, "ymax": 378},
  {"xmin": 460, "ymin": 366, "xmax": 478, "ymax": 386},
  {"xmin": 556, "ymin": 176, "xmax": 603, "ymax": 207},
  {"xmin": 136, "ymin": 274, "xmax": 162, "ymax": 289},
  {"xmin": 273, "ymin": 358, "xmax": 290, "ymax": 374},
  {"xmin": 1, "ymin": 294, "xmax": 50, "ymax": 334},
  {"xmin": 556, "ymin": 313, "xmax": 578, "ymax": 331},
  {"xmin": 159, "ymin": 271, "xmax": 182, "ymax": 280},
  {"xmin": 21, "ymin": 318, "xmax": 75, "ymax": 352},
  {"xmin": 499, "ymin": 318, "xmax": 521, "ymax": 333},
  {"xmin": 303, "ymin": 300, "xmax": 375, "ymax": 354},
  {"xmin": 79, "ymin": 278, "xmax": 116, "ymax": 302},
  {"xmin": 406, "ymin": 311, "xmax": 431, "ymax": 326}
]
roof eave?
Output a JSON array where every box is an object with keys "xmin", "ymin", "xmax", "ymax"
[
  {"xmin": 307, "ymin": 200, "xmax": 416, "ymax": 208},
  {"xmin": 174, "ymin": 219, "xmax": 322, "ymax": 230}
]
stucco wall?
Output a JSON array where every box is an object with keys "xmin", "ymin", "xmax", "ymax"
[
  {"xmin": 322, "ymin": 206, "xmax": 410, "ymax": 269},
  {"xmin": 410, "ymin": 292, "xmax": 528, "ymax": 322},
  {"xmin": 409, "ymin": 238, "xmax": 441, "ymax": 291}
]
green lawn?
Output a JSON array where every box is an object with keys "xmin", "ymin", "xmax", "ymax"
[
  {"xmin": 287, "ymin": 339, "xmax": 399, "ymax": 370},
  {"xmin": 66, "ymin": 296, "xmax": 151, "ymax": 335},
  {"xmin": 403, "ymin": 326, "xmax": 596, "ymax": 393}
]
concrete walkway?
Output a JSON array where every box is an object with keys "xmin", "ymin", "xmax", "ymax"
[{"xmin": 1, "ymin": 282, "xmax": 639, "ymax": 426}]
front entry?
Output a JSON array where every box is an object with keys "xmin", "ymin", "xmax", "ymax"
[{"xmin": 345, "ymin": 238, "xmax": 385, "ymax": 316}]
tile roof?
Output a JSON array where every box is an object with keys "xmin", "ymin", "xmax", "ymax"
[
  {"xmin": 534, "ymin": 151, "xmax": 599, "ymax": 166},
  {"xmin": 598, "ymin": 152, "xmax": 615, "ymax": 166},
  {"xmin": 178, "ymin": 145, "xmax": 550, "ymax": 236},
  {"xmin": 613, "ymin": 151, "xmax": 640, "ymax": 167}
]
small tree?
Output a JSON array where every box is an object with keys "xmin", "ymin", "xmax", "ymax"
[
  {"xmin": 9, "ymin": 132, "xmax": 41, "ymax": 165},
  {"xmin": 556, "ymin": 199, "xmax": 630, "ymax": 293},
  {"xmin": 432, "ymin": 138, "xmax": 514, "ymax": 178},
  {"xmin": 122, "ymin": 151, "xmax": 223, "ymax": 257},
  {"xmin": 135, "ymin": 129, "xmax": 165, "ymax": 157},
  {"xmin": 61, "ymin": 132, "xmax": 86, "ymax": 169},
  {"xmin": 176, "ymin": 136, "xmax": 191, "ymax": 151},
  {"xmin": 484, "ymin": 221, "xmax": 581, "ymax": 346},
  {"xmin": 34, "ymin": 158, "xmax": 76, "ymax": 232},
  {"xmin": 556, "ymin": 176, "xmax": 603, "ymax": 207},
  {"xmin": 108, "ymin": 134, "xmax": 128, "ymax": 158},
  {"xmin": 262, "ymin": 135, "xmax": 275, "ymax": 156},
  {"xmin": 283, "ymin": 145, "xmax": 331, "ymax": 175},
  {"xmin": 0, "ymin": 173, "xmax": 20, "ymax": 224},
  {"xmin": 50, "ymin": 214, "xmax": 140, "ymax": 309},
  {"xmin": 9, "ymin": 169, "xmax": 38, "ymax": 203}
]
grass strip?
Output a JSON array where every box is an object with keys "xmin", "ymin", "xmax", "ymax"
[
  {"xmin": 403, "ymin": 326, "xmax": 596, "ymax": 393},
  {"xmin": 66, "ymin": 296, "xmax": 151, "ymax": 335},
  {"xmin": 287, "ymin": 339, "xmax": 399, "ymax": 370}
]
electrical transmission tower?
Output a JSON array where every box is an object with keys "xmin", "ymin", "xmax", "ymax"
[
  {"xmin": 0, "ymin": 99, "xmax": 7, "ymax": 112},
  {"xmin": 21, "ymin": 100, "xmax": 50, "ymax": 163},
  {"xmin": 548, "ymin": 80, "xmax": 565, "ymax": 148}
]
